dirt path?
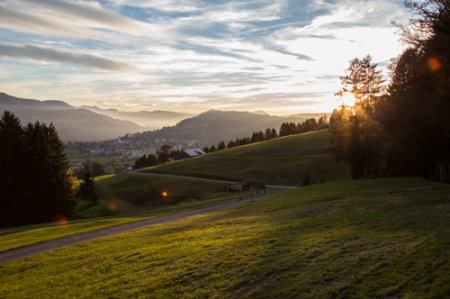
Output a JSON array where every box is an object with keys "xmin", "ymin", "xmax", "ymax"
[{"xmin": 0, "ymin": 195, "xmax": 272, "ymax": 264}]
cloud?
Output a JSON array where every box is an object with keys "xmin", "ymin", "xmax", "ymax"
[
  {"xmin": 0, "ymin": 0, "xmax": 412, "ymax": 115},
  {"xmin": 0, "ymin": 44, "xmax": 132, "ymax": 71},
  {"xmin": 0, "ymin": 4, "xmax": 97, "ymax": 39},
  {"xmin": 110, "ymin": 0, "xmax": 202, "ymax": 13},
  {"xmin": 1, "ymin": 0, "xmax": 175, "ymax": 41}
]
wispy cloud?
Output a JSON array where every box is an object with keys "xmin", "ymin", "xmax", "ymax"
[
  {"xmin": 0, "ymin": 0, "xmax": 411, "ymax": 114},
  {"xmin": 1, "ymin": 0, "xmax": 174, "ymax": 40},
  {"xmin": 0, "ymin": 44, "xmax": 132, "ymax": 71}
]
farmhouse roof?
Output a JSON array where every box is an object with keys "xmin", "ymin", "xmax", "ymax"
[{"xmin": 184, "ymin": 148, "xmax": 205, "ymax": 157}]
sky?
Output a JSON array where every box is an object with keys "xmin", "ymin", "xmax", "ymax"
[{"xmin": 0, "ymin": 0, "xmax": 411, "ymax": 115}]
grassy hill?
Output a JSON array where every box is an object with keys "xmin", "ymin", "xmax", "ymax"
[
  {"xmin": 77, "ymin": 173, "xmax": 242, "ymax": 218},
  {"xmin": 144, "ymin": 130, "xmax": 350, "ymax": 185},
  {"xmin": 125, "ymin": 110, "xmax": 327, "ymax": 146},
  {"xmin": 1, "ymin": 177, "xmax": 449, "ymax": 298},
  {"xmin": 0, "ymin": 173, "xmax": 267, "ymax": 252}
]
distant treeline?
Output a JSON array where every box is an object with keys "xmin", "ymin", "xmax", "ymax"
[
  {"xmin": 203, "ymin": 116, "xmax": 328, "ymax": 153},
  {"xmin": 329, "ymin": 0, "xmax": 450, "ymax": 182},
  {"xmin": 133, "ymin": 116, "xmax": 329, "ymax": 169},
  {"xmin": 134, "ymin": 144, "xmax": 178, "ymax": 169}
]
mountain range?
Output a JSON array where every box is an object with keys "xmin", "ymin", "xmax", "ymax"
[
  {"xmin": 81, "ymin": 106, "xmax": 191, "ymax": 129},
  {"xmin": 0, "ymin": 93, "xmax": 145, "ymax": 142},
  {"xmin": 1, "ymin": 93, "xmax": 326, "ymax": 145}
]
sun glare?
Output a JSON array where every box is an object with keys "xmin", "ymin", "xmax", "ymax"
[{"xmin": 340, "ymin": 92, "xmax": 356, "ymax": 107}]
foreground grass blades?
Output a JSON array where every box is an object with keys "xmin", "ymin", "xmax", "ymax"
[{"xmin": 1, "ymin": 177, "xmax": 449, "ymax": 298}]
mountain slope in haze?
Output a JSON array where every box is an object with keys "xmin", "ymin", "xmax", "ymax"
[
  {"xmin": 129, "ymin": 110, "xmax": 327, "ymax": 146},
  {"xmin": 0, "ymin": 93, "xmax": 144, "ymax": 142},
  {"xmin": 82, "ymin": 106, "xmax": 192, "ymax": 129},
  {"xmin": 144, "ymin": 130, "xmax": 348, "ymax": 185}
]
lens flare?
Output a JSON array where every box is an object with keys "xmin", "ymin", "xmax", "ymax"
[
  {"xmin": 53, "ymin": 214, "xmax": 69, "ymax": 226},
  {"xmin": 107, "ymin": 200, "xmax": 120, "ymax": 212},
  {"xmin": 427, "ymin": 57, "xmax": 442, "ymax": 72}
]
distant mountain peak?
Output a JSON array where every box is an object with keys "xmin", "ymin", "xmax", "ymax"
[
  {"xmin": 0, "ymin": 93, "xmax": 144, "ymax": 142},
  {"xmin": 252, "ymin": 110, "xmax": 268, "ymax": 115}
]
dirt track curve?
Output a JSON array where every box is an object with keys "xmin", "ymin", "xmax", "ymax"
[{"xmin": 0, "ymin": 195, "xmax": 272, "ymax": 264}]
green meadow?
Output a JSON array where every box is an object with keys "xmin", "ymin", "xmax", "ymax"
[
  {"xmin": 0, "ymin": 173, "xmax": 262, "ymax": 252},
  {"xmin": 145, "ymin": 130, "xmax": 350, "ymax": 185},
  {"xmin": 83, "ymin": 172, "xmax": 242, "ymax": 218},
  {"xmin": 1, "ymin": 177, "xmax": 449, "ymax": 298}
]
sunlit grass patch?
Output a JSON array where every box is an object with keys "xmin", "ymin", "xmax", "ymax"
[
  {"xmin": 144, "ymin": 130, "xmax": 350, "ymax": 185},
  {"xmin": 1, "ymin": 177, "xmax": 449, "ymax": 298}
]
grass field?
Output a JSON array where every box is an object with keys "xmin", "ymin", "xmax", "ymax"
[
  {"xmin": 64, "ymin": 143, "xmax": 117, "ymax": 165},
  {"xmin": 1, "ymin": 177, "xmax": 449, "ymax": 298},
  {"xmin": 144, "ymin": 130, "xmax": 350, "ymax": 185},
  {"xmin": 82, "ymin": 172, "xmax": 242, "ymax": 218},
  {"xmin": 0, "ymin": 173, "xmax": 263, "ymax": 252}
]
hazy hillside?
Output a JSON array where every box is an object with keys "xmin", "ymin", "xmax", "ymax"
[
  {"xmin": 145, "ymin": 130, "xmax": 349, "ymax": 185},
  {"xmin": 82, "ymin": 106, "xmax": 192, "ymax": 129},
  {"xmin": 128, "ymin": 110, "xmax": 327, "ymax": 146},
  {"xmin": 0, "ymin": 93, "xmax": 145, "ymax": 142}
]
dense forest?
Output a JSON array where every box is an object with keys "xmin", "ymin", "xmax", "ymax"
[
  {"xmin": 0, "ymin": 111, "xmax": 76, "ymax": 227},
  {"xmin": 329, "ymin": 0, "xmax": 450, "ymax": 181}
]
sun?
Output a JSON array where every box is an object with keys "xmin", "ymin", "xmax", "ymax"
[{"xmin": 340, "ymin": 92, "xmax": 357, "ymax": 107}]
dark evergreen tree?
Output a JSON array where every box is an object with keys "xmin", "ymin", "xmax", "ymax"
[
  {"xmin": 170, "ymin": 150, "xmax": 181, "ymax": 160},
  {"xmin": 134, "ymin": 154, "xmax": 157, "ymax": 169},
  {"xmin": 157, "ymin": 144, "xmax": 172, "ymax": 164},
  {"xmin": 0, "ymin": 112, "xmax": 75, "ymax": 227},
  {"xmin": 79, "ymin": 172, "xmax": 98, "ymax": 204},
  {"xmin": 270, "ymin": 128, "xmax": 278, "ymax": 139},
  {"xmin": 217, "ymin": 141, "xmax": 226, "ymax": 150},
  {"xmin": 0, "ymin": 112, "xmax": 25, "ymax": 226},
  {"xmin": 74, "ymin": 160, "xmax": 105, "ymax": 178},
  {"xmin": 330, "ymin": 55, "xmax": 386, "ymax": 179},
  {"xmin": 227, "ymin": 140, "xmax": 236, "ymax": 148},
  {"xmin": 375, "ymin": 0, "xmax": 450, "ymax": 181}
]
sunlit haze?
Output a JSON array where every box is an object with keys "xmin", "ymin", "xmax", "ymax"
[{"xmin": 0, "ymin": 0, "xmax": 411, "ymax": 115}]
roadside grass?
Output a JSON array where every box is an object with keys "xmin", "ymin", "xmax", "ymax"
[
  {"xmin": 1, "ymin": 177, "xmax": 449, "ymax": 298},
  {"xmin": 0, "ymin": 217, "xmax": 135, "ymax": 253},
  {"xmin": 144, "ymin": 130, "xmax": 350, "ymax": 185},
  {"xmin": 0, "ymin": 173, "xmax": 274, "ymax": 252}
]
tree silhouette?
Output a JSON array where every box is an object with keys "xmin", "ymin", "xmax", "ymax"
[
  {"xmin": 79, "ymin": 171, "xmax": 98, "ymax": 204},
  {"xmin": 330, "ymin": 55, "xmax": 386, "ymax": 178},
  {"xmin": 0, "ymin": 111, "xmax": 75, "ymax": 227}
]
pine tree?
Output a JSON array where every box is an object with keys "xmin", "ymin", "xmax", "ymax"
[
  {"xmin": 217, "ymin": 141, "xmax": 226, "ymax": 150},
  {"xmin": 0, "ymin": 112, "xmax": 25, "ymax": 226},
  {"xmin": 331, "ymin": 55, "xmax": 386, "ymax": 179},
  {"xmin": 79, "ymin": 172, "xmax": 98, "ymax": 204},
  {"xmin": 157, "ymin": 144, "xmax": 171, "ymax": 164},
  {"xmin": 0, "ymin": 112, "xmax": 75, "ymax": 227}
]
